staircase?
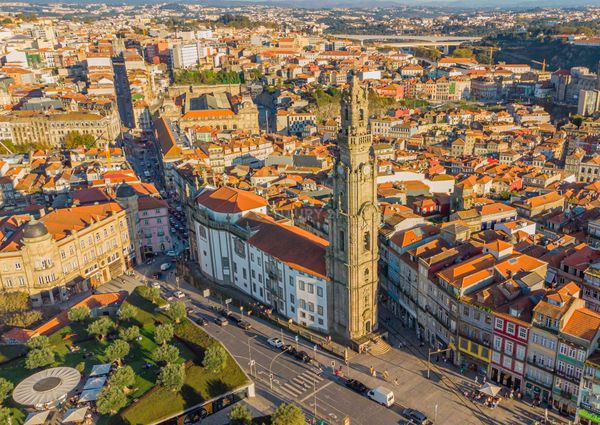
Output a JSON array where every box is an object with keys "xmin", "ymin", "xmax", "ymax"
[{"xmin": 368, "ymin": 338, "xmax": 391, "ymax": 356}]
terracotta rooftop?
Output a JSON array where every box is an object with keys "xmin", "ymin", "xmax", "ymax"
[{"xmin": 196, "ymin": 186, "xmax": 267, "ymax": 214}]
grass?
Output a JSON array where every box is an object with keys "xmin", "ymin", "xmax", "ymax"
[
  {"xmin": 0, "ymin": 287, "xmax": 248, "ymax": 425},
  {"xmin": 114, "ymin": 287, "xmax": 249, "ymax": 425}
]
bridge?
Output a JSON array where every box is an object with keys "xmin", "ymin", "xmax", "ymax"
[{"xmin": 330, "ymin": 34, "xmax": 481, "ymax": 51}]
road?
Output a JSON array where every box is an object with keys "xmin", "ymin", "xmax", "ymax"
[{"xmin": 113, "ymin": 59, "xmax": 134, "ymax": 129}]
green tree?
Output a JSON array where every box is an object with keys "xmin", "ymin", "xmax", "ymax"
[
  {"xmin": 87, "ymin": 316, "xmax": 115, "ymax": 341},
  {"xmin": 0, "ymin": 407, "xmax": 11, "ymax": 424},
  {"xmin": 26, "ymin": 335, "xmax": 50, "ymax": 350},
  {"xmin": 154, "ymin": 323, "xmax": 174, "ymax": 345},
  {"xmin": 68, "ymin": 306, "xmax": 91, "ymax": 322},
  {"xmin": 147, "ymin": 287, "xmax": 161, "ymax": 304},
  {"xmin": 105, "ymin": 339, "xmax": 130, "ymax": 367},
  {"xmin": 0, "ymin": 291, "xmax": 30, "ymax": 314},
  {"xmin": 0, "ymin": 377, "xmax": 14, "ymax": 405},
  {"xmin": 119, "ymin": 325, "xmax": 140, "ymax": 342},
  {"xmin": 96, "ymin": 385, "xmax": 127, "ymax": 415},
  {"xmin": 168, "ymin": 301, "xmax": 187, "ymax": 324},
  {"xmin": 229, "ymin": 403, "xmax": 252, "ymax": 425},
  {"xmin": 158, "ymin": 363, "xmax": 185, "ymax": 392},
  {"xmin": 108, "ymin": 365, "xmax": 135, "ymax": 390},
  {"xmin": 271, "ymin": 403, "xmax": 305, "ymax": 425},
  {"xmin": 118, "ymin": 303, "xmax": 137, "ymax": 322},
  {"xmin": 202, "ymin": 344, "xmax": 227, "ymax": 373},
  {"xmin": 5, "ymin": 310, "xmax": 42, "ymax": 327},
  {"xmin": 451, "ymin": 48, "xmax": 474, "ymax": 58},
  {"xmin": 153, "ymin": 344, "xmax": 180, "ymax": 365},
  {"xmin": 63, "ymin": 131, "xmax": 96, "ymax": 149},
  {"xmin": 25, "ymin": 348, "xmax": 55, "ymax": 369},
  {"xmin": 75, "ymin": 362, "xmax": 85, "ymax": 373}
]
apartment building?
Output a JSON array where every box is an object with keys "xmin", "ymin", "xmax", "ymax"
[
  {"xmin": 0, "ymin": 202, "xmax": 135, "ymax": 307},
  {"xmin": 276, "ymin": 110, "xmax": 316, "ymax": 136}
]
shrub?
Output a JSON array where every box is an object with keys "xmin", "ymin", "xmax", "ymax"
[{"xmin": 68, "ymin": 306, "xmax": 91, "ymax": 322}]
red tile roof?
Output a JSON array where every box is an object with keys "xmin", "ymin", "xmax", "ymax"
[{"xmin": 196, "ymin": 186, "xmax": 267, "ymax": 214}]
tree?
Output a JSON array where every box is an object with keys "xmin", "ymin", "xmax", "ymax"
[
  {"xmin": 63, "ymin": 131, "xmax": 96, "ymax": 149},
  {"xmin": 105, "ymin": 339, "xmax": 130, "ymax": 367},
  {"xmin": 229, "ymin": 403, "xmax": 252, "ymax": 425},
  {"xmin": 5, "ymin": 310, "xmax": 42, "ymax": 327},
  {"xmin": 119, "ymin": 325, "xmax": 140, "ymax": 342},
  {"xmin": 154, "ymin": 323, "xmax": 174, "ymax": 345},
  {"xmin": 168, "ymin": 301, "xmax": 187, "ymax": 324},
  {"xmin": 68, "ymin": 306, "xmax": 91, "ymax": 322},
  {"xmin": 0, "ymin": 377, "xmax": 14, "ymax": 405},
  {"xmin": 26, "ymin": 335, "xmax": 50, "ymax": 350},
  {"xmin": 147, "ymin": 287, "xmax": 161, "ymax": 304},
  {"xmin": 153, "ymin": 344, "xmax": 179, "ymax": 365},
  {"xmin": 118, "ymin": 303, "xmax": 137, "ymax": 322},
  {"xmin": 88, "ymin": 316, "xmax": 115, "ymax": 341},
  {"xmin": 158, "ymin": 363, "xmax": 185, "ymax": 392},
  {"xmin": 0, "ymin": 291, "xmax": 30, "ymax": 314},
  {"xmin": 75, "ymin": 362, "xmax": 85, "ymax": 373},
  {"xmin": 108, "ymin": 365, "xmax": 135, "ymax": 390},
  {"xmin": 96, "ymin": 385, "xmax": 127, "ymax": 415},
  {"xmin": 0, "ymin": 407, "xmax": 11, "ymax": 424},
  {"xmin": 202, "ymin": 344, "xmax": 227, "ymax": 373},
  {"xmin": 25, "ymin": 348, "xmax": 55, "ymax": 369},
  {"xmin": 451, "ymin": 48, "xmax": 474, "ymax": 58},
  {"xmin": 271, "ymin": 403, "xmax": 305, "ymax": 425}
]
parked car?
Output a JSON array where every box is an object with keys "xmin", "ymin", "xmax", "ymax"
[
  {"xmin": 293, "ymin": 350, "xmax": 311, "ymax": 363},
  {"xmin": 173, "ymin": 290, "xmax": 185, "ymax": 299},
  {"xmin": 344, "ymin": 379, "xmax": 369, "ymax": 394},
  {"xmin": 150, "ymin": 281, "xmax": 161, "ymax": 289},
  {"xmin": 267, "ymin": 337, "xmax": 283, "ymax": 349},
  {"xmin": 215, "ymin": 317, "xmax": 229, "ymax": 326},
  {"xmin": 367, "ymin": 386, "xmax": 394, "ymax": 407},
  {"xmin": 228, "ymin": 314, "xmax": 242, "ymax": 324},
  {"xmin": 402, "ymin": 409, "xmax": 428, "ymax": 424},
  {"xmin": 237, "ymin": 321, "xmax": 252, "ymax": 330},
  {"xmin": 160, "ymin": 262, "xmax": 171, "ymax": 271},
  {"xmin": 166, "ymin": 250, "xmax": 177, "ymax": 257}
]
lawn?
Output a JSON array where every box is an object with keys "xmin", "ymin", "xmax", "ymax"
[
  {"xmin": 0, "ymin": 286, "xmax": 248, "ymax": 425},
  {"xmin": 114, "ymin": 287, "xmax": 249, "ymax": 425}
]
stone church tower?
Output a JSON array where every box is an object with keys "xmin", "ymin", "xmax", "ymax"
[{"xmin": 327, "ymin": 75, "xmax": 380, "ymax": 343}]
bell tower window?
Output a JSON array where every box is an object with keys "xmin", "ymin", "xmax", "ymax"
[
  {"xmin": 363, "ymin": 231, "xmax": 370, "ymax": 251},
  {"xmin": 339, "ymin": 230, "xmax": 345, "ymax": 252}
]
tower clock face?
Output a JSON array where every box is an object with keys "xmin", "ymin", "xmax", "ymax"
[{"xmin": 363, "ymin": 164, "xmax": 371, "ymax": 175}]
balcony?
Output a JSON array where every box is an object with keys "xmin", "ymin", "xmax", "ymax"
[{"xmin": 526, "ymin": 358, "xmax": 555, "ymax": 373}]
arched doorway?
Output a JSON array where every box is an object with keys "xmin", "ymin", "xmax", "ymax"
[{"xmin": 365, "ymin": 321, "xmax": 371, "ymax": 333}]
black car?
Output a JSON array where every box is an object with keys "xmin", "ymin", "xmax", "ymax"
[
  {"xmin": 402, "ymin": 408, "xmax": 428, "ymax": 424},
  {"xmin": 293, "ymin": 350, "xmax": 311, "ymax": 363},
  {"xmin": 282, "ymin": 345, "xmax": 296, "ymax": 355},
  {"xmin": 344, "ymin": 378, "xmax": 369, "ymax": 394},
  {"xmin": 237, "ymin": 321, "xmax": 252, "ymax": 330},
  {"xmin": 228, "ymin": 314, "xmax": 242, "ymax": 324},
  {"xmin": 218, "ymin": 308, "xmax": 232, "ymax": 318},
  {"xmin": 195, "ymin": 317, "xmax": 209, "ymax": 326}
]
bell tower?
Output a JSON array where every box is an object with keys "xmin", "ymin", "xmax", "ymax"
[{"xmin": 327, "ymin": 75, "xmax": 380, "ymax": 343}]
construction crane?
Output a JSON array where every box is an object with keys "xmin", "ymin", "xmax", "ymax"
[
  {"xmin": 532, "ymin": 59, "xmax": 547, "ymax": 73},
  {"xmin": 468, "ymin": 45, "xmax": 501, "ymax": 67}
]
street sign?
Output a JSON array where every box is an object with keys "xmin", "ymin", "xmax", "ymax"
[
  {"xmin": 225, "ymin": 298, "xmax": 232, "ymax": 304},
  {"xmin": 202, "ymin": 289, "xmax": 210, "ymax": 297}
]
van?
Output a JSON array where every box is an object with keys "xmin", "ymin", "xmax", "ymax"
[{"xmin": 367, "ymin": 386, "xmax": 394, "ymax": 407}]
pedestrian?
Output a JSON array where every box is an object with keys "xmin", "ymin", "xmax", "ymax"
[
  {"xmin": 394, "ymin": 377, "xmax": 399, "ymax": 386},
  {"xmin": 383, "ymin": 370, "xmax": 389, "ymax": 381},
  {"xmin": 483, "ymin": 376, "xmax": 487, "ymax": 385},
  {"xmin": 474, "ymin": 376, "xmax": 479, "ymax": 385}
]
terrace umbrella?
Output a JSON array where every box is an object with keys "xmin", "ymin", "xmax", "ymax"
[
  {"xmin": 89, "ymin": 363, "xmax": 112, "ymax": 377},
  {"xmin": 23, "ymin": 410, "xmax": 52, "ymax": 425},
  {"xmin": 479, "ymin": 382, "xmax": 502, "ymax": 397},
  {"xmin": 62, "ymin": 407, "xmax": 89, "ymax": 423}
]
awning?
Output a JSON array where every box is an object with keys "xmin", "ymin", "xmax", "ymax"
[
  {"xmin": 79, "ymin": 388, "xmax": 101, "ymax": 402},
  {"xmin": 24, "ymin": 410, "xmax": 52, "ymax": 425},
  {"xmin": 83, "ymin": 376, "xmax": 106, "ymax": 390},
  {"xmin": 89, "ymin": 363, "xmax": 112, "ymax": 377},
  {"xmin": 62, "ymin": 406, "xmax": 89, "ymax": 423},
  {"xmin": 13, "ymin": 367, "xmax": 81, "ymax": 406}
]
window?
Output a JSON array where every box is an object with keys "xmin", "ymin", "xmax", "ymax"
[
  {"xmin": 318, "ymin": 305, "xmax": 324, "ymax": 315},
  {"xmin": 502, "ymin": 355, "xmax": 512, "ymax": 369},
  {"xmin": 363, "ymin": 231, "xmax": 370, "ymax": 251},
  {"xmin": 299, "ymin": 299, "xmax": 306, "ymax": 309},
  {"xmin": 299, "ymin": 281, "xmax": 305, "ymax": 291},
  {"xmin": 308, "ymin": 302, "xmax": 314, "ymax": 313},
  {"xmin": 518, "ymin": 327, "xmax": 528, "ymax": 340},
  {"xmin": 307, "ymin": 283, "xmax": 314, "ymax": 294},
  {"xmin": 494, "ymin": 317, "xmax": 504, "ymax": 330},
  {"xmin": 504, "ymin": 340, "xmax": 514, "ymax": 355},
  {"xmin": 290, "ymin": 294, "xmax": 295, "ymax": 304},
  {"xmin": 515, "ymin": 345, "xmax": 526, "ymax": 361},
  {"xmin": 493, "ymin": 335, "xmax": 502, "ymax": 351},
  {"xmin": 317, "ymin": 287, "xmax": 323, "ymax": 297},
  {"xmin": 289, "ymin": 277, "xmax": 294, "ymax": 287},
  {"xmin": 491, "ymin": 351, "xmax": 501, "ymax": 364},
  {"xmin": 506, "ymin": 322, "xmax": 515, "ymax": 335},
  {"xmin": 339, "ymin": 230, "xmax": 345, "ymax": 252}
]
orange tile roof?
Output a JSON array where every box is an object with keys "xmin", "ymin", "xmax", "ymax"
[
  {"xmin": 196, "ymin": 186, "xmax": 267, "ymax": 213},
  {"xmin": 562, "ymin": 307, "xmax": 600, "ymax": 342},
  {"xmin": 181, "ymin": 109, "xmax": 235, "ymax": 119}
]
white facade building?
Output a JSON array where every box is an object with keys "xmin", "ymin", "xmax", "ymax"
[{"xmin": 191, "ymin": 186, "xmax": 330, "ymax": 333}]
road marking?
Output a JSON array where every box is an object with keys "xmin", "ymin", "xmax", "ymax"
[
  {"xmin": 300, "ymin": 381, "xmax": 333, "ymax": 402},
  {"xmin": 281, "ymin": 383, "xmax": 303, "ymax": 397}
]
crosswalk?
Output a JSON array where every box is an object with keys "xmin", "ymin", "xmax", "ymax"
[{"xmin": 279, "ymin": 368, "xmax": 323, "ymax": 398}]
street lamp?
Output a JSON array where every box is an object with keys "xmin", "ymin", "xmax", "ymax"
[
  {"xmin": 269, "ymin": 348, "xmax": 289, "ymax": 389},
  {"xmin": 428, "ymin": 347, "xmax": 452, "ymax": 379},
  {"xmin": 247, "ymin": 335, "xmax": 256, "ymax": 376}
]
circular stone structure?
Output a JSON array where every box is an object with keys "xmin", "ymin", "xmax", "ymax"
[{"xmin": 13, "ymin": 367, "xmax": 81, "ymax": 406}]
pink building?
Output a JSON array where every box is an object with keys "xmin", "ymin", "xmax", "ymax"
[{"xmin": 138, "ymin": 197, "xmax": 172, "ymax": 256}]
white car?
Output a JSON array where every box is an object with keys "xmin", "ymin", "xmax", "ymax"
[
  {"xmin": 160, "ymin": 262, "xmax": 171, "ymax": 271},
  {"xmin": 173, "ymin": 290, "xmax": 185, "ymax": 299},
  {"xmin": 150, "ymin": 281, "xmax": 161, "ymax": 289},
  {"xmin": 166, "ymin": 250, "xmax": 177, "ymax": 257},
  {"xmin": 267, "ymin": 337, "xmax": 283, "ymax": 349}
]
